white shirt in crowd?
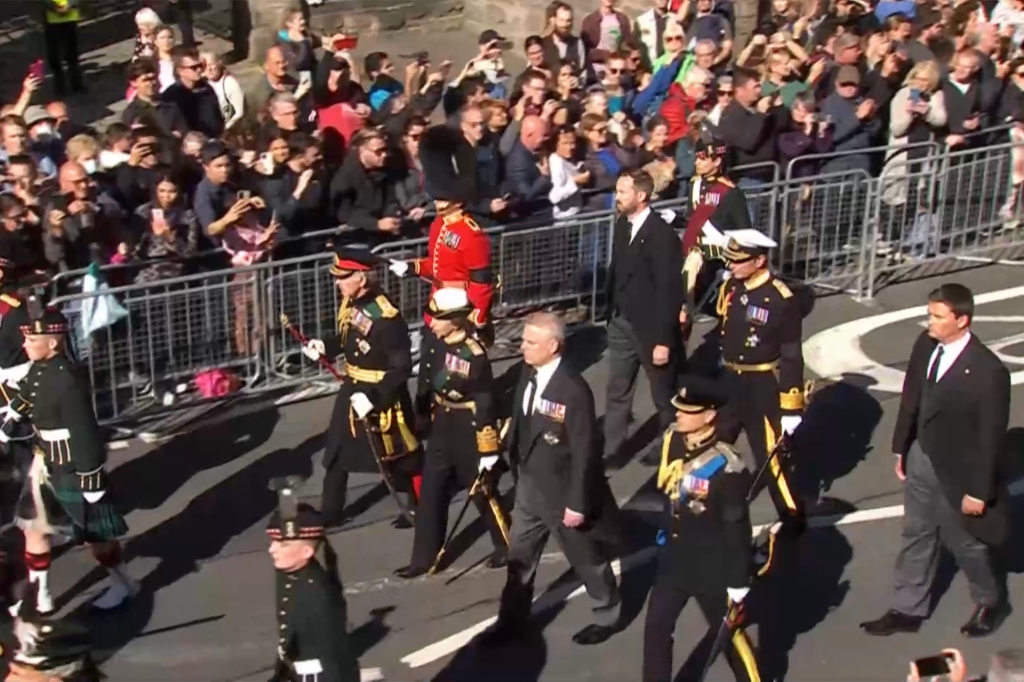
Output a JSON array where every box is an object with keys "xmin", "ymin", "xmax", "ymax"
[
  {"xmin": 209, "ymin": 73, "xmax": 246, "ymax": 130},
  {"xmin": 548, "ymin": 154, "xmax": 584, "ymax": 220},
  {"xmin": 159, "ymin": 58, "xmax": 176, "ymax": 92}
]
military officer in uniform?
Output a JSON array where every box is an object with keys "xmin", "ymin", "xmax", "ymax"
[
  {"xmin": 394, "ymin": 288, "xmax": 510, "ymax": 579},
  {"xmin": 0, "ymin": 303, "xmax": 136, "ymax": 614},
  {"xmin": 266, "ymin": 478, "xmax": 361, "ymax": 682},
  {"xmin": 388, "ymin": 125, "xmax": 495, "ymax": 342},
  {"xmin": 302, "ymin": 247, "xmax": 421, "ymax": 529},
  {"xmin": 712, "ymin": 229, "xmax": 806, "ymax": 529},
  {"xmin": 682, "ymin": 137, "xmax": 753, "ymax": 255},
  {"xmin": 642, "ymin": 377, "xmax": 761, "ymax": 682}
]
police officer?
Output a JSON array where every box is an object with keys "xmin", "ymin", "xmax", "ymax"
[
  {"xmin": 387, "ymin": 125, "xmax": 495, "ymax": 343},
  {"xmin": 713, "ymin": 229, "xmax": 806, "ymax": 529},
  {"xmin": 681, "ymin": 137, "xmax": 753, "ymax": 255},
  {"xmin": 642, "ymin": 377, "xmax": 760, "ymax": 682},
  {"xmin": 394, "ymin": 288, "xmax": 510, "ymax": 579},
  {"xmin": 302, "ymin": 247, "xmax": 421, "ymax": 529},
  {"xmin": 266, "ymin": 478, "xmax": 361, "ymax": 682},
  {"xmin": 0, "ymin": 303, "xmax": 136, "ymax": 614}
]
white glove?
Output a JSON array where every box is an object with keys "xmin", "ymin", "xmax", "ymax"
[
  {"xmin": 726, "ymin": 587, "xmax": 750, "ymax": 603},
  {"xmin": 0, "ymin": 362, "xmax": 30, "ymax": 388},
  {"xmin": 303, "ymin": 339, "xmax": 325, "ymax": 361},
  {"xmin": 350, "ymin": 392, "xmax": 374, "ymax": 419},
  {"xmin": 658, "ymin": 209, "xmax": 677, "ymax": 223},
  {"xmin": 82, "ymin": 491, "xmax": 105, "ymax": 504},
  {"xmin": 0, "ymin": 405, "xmax": 21, "ymax": 423},
  {"xmin": 388, "ymin": 260, "xmax": 410, "ymax": 277},
  {"xmin": 478, "ymin": 455, "xmax": 499, "ymax": 472},
  {"xmin": 780, "ymin": 415, "xmax": 803, "ymax": 436}
]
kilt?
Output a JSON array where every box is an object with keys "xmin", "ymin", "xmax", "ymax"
[{"xmin": 15, "ymin": 455, "xmax": 128, "ymax": 543}]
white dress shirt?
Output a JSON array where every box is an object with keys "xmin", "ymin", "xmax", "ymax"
[
  {"xmin": 628, "ymin": 206, "xmax": 651, "ymax": 244},
  {"xmin": 926, "ymin": 331, "xmax": 971, "ymax": 382},
  {"xmin": 523, "ymin": 356, "xmax": 562, "ymax": 414}
]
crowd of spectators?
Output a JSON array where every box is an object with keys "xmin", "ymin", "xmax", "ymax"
[{"xmin": 2, "ymin": 0, "xmax": 1023, "ymax": 289}]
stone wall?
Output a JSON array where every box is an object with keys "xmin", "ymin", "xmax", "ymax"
[{"xmin": 463, "ymin": 0, "xmax": 760, "ymax": 51}]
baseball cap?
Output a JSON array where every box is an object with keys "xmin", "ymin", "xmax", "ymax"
[
  {"xmin": 836, "ymin": 65, "xmax": 861, "ymax": 86},
  {"xmin": 478, "ymin": 29, "xmax": 507, "ymax": 45},
  {"xmin": 23, "ymin": 105, "xmax": 52, "ymax": 127}
]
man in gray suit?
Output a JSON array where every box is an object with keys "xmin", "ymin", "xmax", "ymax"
[
  {"xmin": 483, "ymin": 312, "xmax": 622, "ymax": 647},
  {"xmin": 861, "ymin": 283, "xmax": 1010, "ymax": 638}
]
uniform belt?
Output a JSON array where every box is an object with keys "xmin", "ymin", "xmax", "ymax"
[
  {"xmin": 38, "ymin": 428, "xmax": 70, "ymax": 442},
  {"xmin": 724, "ymin": 360, "xmax": 779, "ymax": 373},
  {"xmin": 438, "ymin": 280, "xmax": 468, "ymax": 290},
  {"xmin": 434, "ymin": 395, "xmax": 475, "ymax": 409},
  {"xmin": 345, "ymin": 364, "xmax": 386, "ymax": 383}
]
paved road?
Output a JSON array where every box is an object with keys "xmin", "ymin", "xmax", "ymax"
[{"xmin": 24, "ymin": 263, "xmax": 1024, "ymax": 682}]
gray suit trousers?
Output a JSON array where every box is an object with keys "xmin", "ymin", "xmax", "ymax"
[
  {"xmin": 891, "ymin": 443, "xmax": 1000, "ymax": 616},
  {"xmin": 499, "ymin": 478, "xmax": 620, "ymax": 627}
]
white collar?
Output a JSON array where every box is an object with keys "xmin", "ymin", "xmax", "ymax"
[
  {"xmin": 938, "ymin": 331, "xmax": 971, "ymax": 355},
  {"xmin": 628, "ymin": 206, "xmax": 651, "ymax": 229},
  {"xmin": 533, "ymin": 356, "xmax": 562, "ymax": 386}
]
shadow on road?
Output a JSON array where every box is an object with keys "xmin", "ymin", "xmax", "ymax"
[{"xmin": 111, "ymin": 408, "xmax": 281, "ymax": 514}]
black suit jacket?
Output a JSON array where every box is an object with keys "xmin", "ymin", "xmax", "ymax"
[
  {"xmin": 606, "ymin": 209, "xmax": 684, "ymax": 352},
  {"xmin": 892, "ymin": 331, "xmax": 1011, "ymax": 545},
  {"xmin": 506, "ymin": 360, "xmax": 613, "ymax": 522}
]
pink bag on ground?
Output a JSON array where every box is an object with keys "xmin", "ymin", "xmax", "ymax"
[{"xmin": 193, "ymin": 369, "xmax": 241, "ymax": 398}]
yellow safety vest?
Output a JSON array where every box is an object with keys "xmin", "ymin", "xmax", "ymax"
[{"xmin": 45, "ymin": 0, "xmax": 80, "ymax": 24}]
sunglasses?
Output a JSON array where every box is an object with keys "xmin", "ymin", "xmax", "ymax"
[
  {"xmin": 838, "ymin": 81, "xmax": 858, "ymax": 87},
  {"xmin": 180, "ymin": 63, "xmax": 204, "ymax": 71},
  {"xmin": 608, "ymin": 68, "xmax": 623, "ymax": 74},
  {"xmin": 665, "ymin": 36, "xmax": 683, "ymax": 42},
  {"xmin": 718, "ymin": 89, "xmax": 734, "ymax": 95}
]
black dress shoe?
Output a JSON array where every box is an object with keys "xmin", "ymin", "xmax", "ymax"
[
  {"xmin": 859, "ymin": 610, "xmax": 924, "ymax": 636},
  {"xmin": 572, "ymin": 623, "xmax": 619, "ymax": 645},
  {"xmin": 961, "ymin": 603, "xmax": 1009, "ymax": 638},
  {"xmin": 393, "ymin": 565, "xmax": 429, "ymax": 580},
  {"xmin": 486, "ymin": 550, "xmax": 508, "ymax": 569},
  {"xmin": 391, "ymin": 515, "xmax": 414, "ymax": 529}
]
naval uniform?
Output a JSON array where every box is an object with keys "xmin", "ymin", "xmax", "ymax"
[
  {"xmin": 319, "ymin": 286, "xmax": 420, "ymax": 525},
  {"xmin": 715, "ymin": 269, "xmax": 805, "ymax": 523},
  {"xmin": 1, "ymin": 356, "xmax": 127, "ymax": 542},
  {"xmin": 272, "ymin": 561, "xmax": 360, "ymax": 682},
  {"xmin": 642, "ymin": 427, "xmax": 761, "ymax": 682},
  {"xmin": 406, "ymin": 330, "xmax": 509, "ymax": 571}
]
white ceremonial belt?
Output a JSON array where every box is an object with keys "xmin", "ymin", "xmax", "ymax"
[
  {"xmin": 38, "ymin": 429, "xmax": 70, "ymax": 442},
  {"xmin": 293, "ymin": 659, "xmax": 323, "ymax": 680}
]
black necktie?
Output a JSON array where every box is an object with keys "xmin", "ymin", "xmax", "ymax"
[
  {"xmin": 524, "ymin": 374, "xmax": 538, "ymax": 415},
  {"xmin": 927, "ymin": 346, "xmax": 944, "ymax": 384}
]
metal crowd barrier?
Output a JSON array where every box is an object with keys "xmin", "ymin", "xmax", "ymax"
[{"xmin": 46, "ymin": 130, "xmax": 1024, "ymax": 427}]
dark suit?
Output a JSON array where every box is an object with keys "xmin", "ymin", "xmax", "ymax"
[
  {"xmin": 889, "ymin": 331, "xmax": 1008, "ymax": 616},
  {"xmin": 498, "ymin": 359, "xmax": 621, "ymax": 628},
  {"xmin": 502, "ymin": 140, "xmax": 553, "ymax": 209},
  {"xmin": 603, "ymin": 208, "xmax": 684, "ymax": 458}
]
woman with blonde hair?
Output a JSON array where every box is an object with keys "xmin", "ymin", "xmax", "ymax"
[{"xmin": 882, "ymin": 60, "xmax": 948, "ymax": 206}]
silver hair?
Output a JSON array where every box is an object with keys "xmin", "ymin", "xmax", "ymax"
[
  {"xmin": 990, "ymin": 650, "xmax": 1024, "ymax": 682},
  {"xmin": 524, "ymin": 312, "xmax": 565, "ymax": 344},
  {"xmin": 269, "ymin": 91, "xmax": 298, "ymax": 111}
]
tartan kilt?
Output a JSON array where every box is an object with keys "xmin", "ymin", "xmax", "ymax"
[{"xmin": 15, "ymin": 460, "xmax": 128, "ymax": 543}]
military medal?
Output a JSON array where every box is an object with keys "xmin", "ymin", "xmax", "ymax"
[
  {"xmin": 745, "ymin": 333, "xmax": 760, "ymax": 348},
  {"xmin": 357, "ymin": 339, "xmax": 371, "ymax": 354}
]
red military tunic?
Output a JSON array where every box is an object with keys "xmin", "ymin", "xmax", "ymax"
[
  {"xmin": 413, "ymin": 206, "xmax": 494, "ymax": 326},
  {"xmin": 683, "ymin": 176, "xmax": 752, "ymax": 254}
]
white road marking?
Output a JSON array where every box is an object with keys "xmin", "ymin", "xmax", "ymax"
[
  {"xmin": 403, "ymin": 481, "xmax": 1024, "ymax": 670},
  {"xmin": 804, "ymin": 284, "xmax": 1024, "ymax": 392}
]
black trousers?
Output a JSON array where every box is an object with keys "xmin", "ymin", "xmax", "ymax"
[
  {"xmin": 642, "ymin": 581, "xmax": 761, "ymax": 682},
  {"xmin": 603, "ymin": 314, "xmax": 678, "ymax": 458},
  {"xmin": 43, "ymin": 22, "xmax": 82, "ymax": 94},
  {"xmin": 408, "ymin": 409, "xmax": 509, "ymax": 569},
  {"xmin": 718, "ymin": 369, "xmax": 803, "ymax": 523}
]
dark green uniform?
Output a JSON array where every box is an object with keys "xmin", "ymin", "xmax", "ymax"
[
  {"xmin": 3, "ymin": 356, "xmax": 127, "ymax": 542},
  {"xmin": 405, "ymin": 329, "xmax": 509, "ymax": 572},
  {"xmin": 319, "ymin": 285, "xmax": 420, "ymax": 525},
  {"xmin": 643, "ymin": 426, "xmax": 760, "ymax": 682},
  {"xmin": 272, "ymin": 561, "xmax": 361, "ymax": 682}
]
